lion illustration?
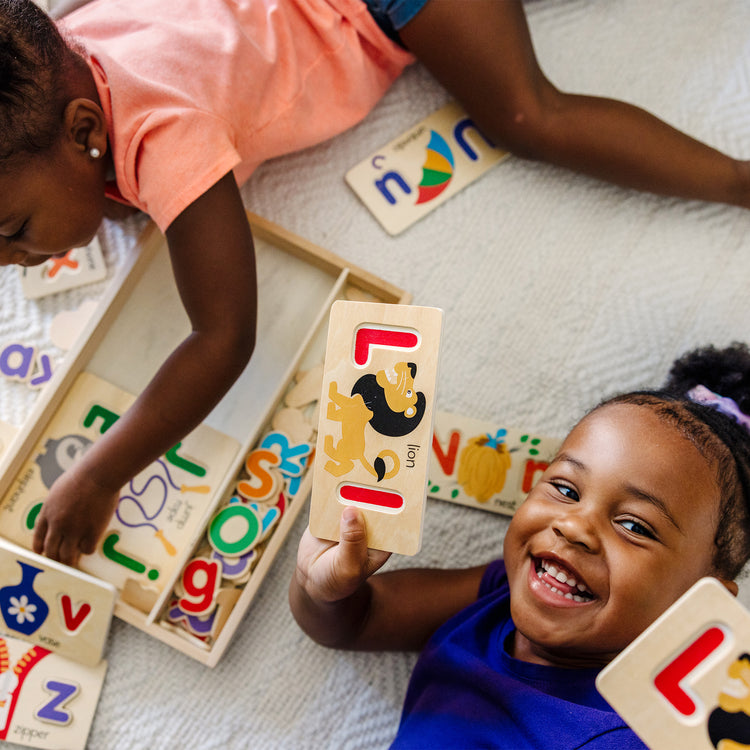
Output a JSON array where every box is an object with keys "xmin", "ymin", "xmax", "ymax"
[
  {"xmin": 708, "ymin": 653, "xmax": 750, "ymax": 749},
  {"xmin": 324, "ymin": 362, "xmax": 426, "ymax": 481}
]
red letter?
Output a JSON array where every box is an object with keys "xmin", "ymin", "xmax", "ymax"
[
  {"xmin": 432, "ymin": 431, "xmax": 460, "ymax": 476},
  {"xmin": 653, "ymin": 626, "xmax": 725, "ymax": 716},
  {"xmin": 59, "ymin": 595, "xmax": 92, "ymax": 633},
  {"xmin": 353, "ymin": 325, "xmax": 419, "ymax": 366},
  {"xmin": 522, "ymin": 459, "xmax": 549, "ymax": 493}
]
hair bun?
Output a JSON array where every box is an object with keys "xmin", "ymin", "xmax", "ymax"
[{"xmin": 664, "ymin": 343, "xmax": 750, "ymax": 413}]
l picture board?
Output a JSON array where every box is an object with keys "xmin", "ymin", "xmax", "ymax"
[
  {"xmin": 597, "ymin": 578, "xmax": 750, "ymax": 750},
  {"xmin": 310, "ymin": 301, "xmax": 442, "ymax": 556}
]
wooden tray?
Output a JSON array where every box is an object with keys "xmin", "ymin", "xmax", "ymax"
[{"xmin": 0, "ymin": 213, "xmax": 409, "ymax": 666}]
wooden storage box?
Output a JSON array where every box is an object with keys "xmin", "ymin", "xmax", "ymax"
[{"xmin": 0, "ymin": 214, "xmax": 409, "ymax": 666}]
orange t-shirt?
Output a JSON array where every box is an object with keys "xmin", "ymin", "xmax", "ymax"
[{"xmin": 61, "ymin": 0, "xmax": 414, "ymax": 231}]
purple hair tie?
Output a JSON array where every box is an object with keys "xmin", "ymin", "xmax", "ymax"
[{"xmin": 687, "ymin": 384, "xmax": 750, "ymax": 433}]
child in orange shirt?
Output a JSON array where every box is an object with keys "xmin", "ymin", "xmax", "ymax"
[{"xmin": 1, "ymin": 0, "xmax": 748, "ymax": 566}]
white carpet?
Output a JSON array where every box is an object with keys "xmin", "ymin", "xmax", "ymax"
[{"xmin": 3, "ymin": 0, "xmax": 750, "ymax": 747}]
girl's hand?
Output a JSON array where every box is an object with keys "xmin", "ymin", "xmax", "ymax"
[
  {"xmin": 295, "ymin": 507, "xmax": 391, "ymax": 605},
  {"xmin": 32, "ymin": 464, "xmax": 119, "ymax": 567},
  {"xmin": 291, "ymin": 507, "xmax": 487, "ymax": 650}
]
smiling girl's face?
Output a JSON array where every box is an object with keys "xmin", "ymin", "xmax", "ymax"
[{"xmin": 503, "ymin": 403, "xmax": 725, "ymax": 669}]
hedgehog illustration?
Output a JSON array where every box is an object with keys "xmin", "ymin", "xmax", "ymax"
[{"xmin": 35, "ymin": 434, "xmax": 93, "ymax": 489}]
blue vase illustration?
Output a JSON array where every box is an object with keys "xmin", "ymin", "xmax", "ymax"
[{"xmin": 0, "ymin": 561, "xmax": 49, "ymax": 636}]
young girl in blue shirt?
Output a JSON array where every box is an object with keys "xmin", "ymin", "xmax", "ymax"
[{"xmin": 290, "ymin": 343, "xmax": 750, "ymax": 748}]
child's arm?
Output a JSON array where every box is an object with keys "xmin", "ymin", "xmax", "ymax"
[
  {"xmin": 33, "ymin": 172, "xmax": 257, "ymax": 565},
  {"xmin": 290, "ymin": 507, "xmax": 487, "ymax": 650},
  {"xmin": 400, "ymin": 0, "xmax": 750, "ymax": 208}
]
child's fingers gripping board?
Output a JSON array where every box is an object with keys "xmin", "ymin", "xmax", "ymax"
[
  {"xmin": 596, "ymin": 578, "xmax": 750, "ymax": 750},
  {"xmin": 309, "ymin": 301, "xmax": 443, "ymax": 556},
  {"xmin": 345, "ymin": 102, "xmax": 509, "ymax": 236},
  {"xmin": 0, "ymin": 538, "xmax": 116, "ymax": 667}
]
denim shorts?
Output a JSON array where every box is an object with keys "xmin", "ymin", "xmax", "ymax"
[{"xmin": 362, "ymin": 0, "xmax": 430, "ymax": 45}]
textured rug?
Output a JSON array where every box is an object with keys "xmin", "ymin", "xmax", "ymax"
[{"xmin": 2, "ymin": 0, "xmax": 750, "ymax": 747}]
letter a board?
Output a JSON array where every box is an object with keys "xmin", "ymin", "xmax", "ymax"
[{"xmin": 309, "ymin": 301, "xmax": 442, "ymax": 555}]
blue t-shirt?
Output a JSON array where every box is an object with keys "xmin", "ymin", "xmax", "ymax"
[{"xmin": 390, "ymin": 560, "xmax": 647, "ymax": 749}]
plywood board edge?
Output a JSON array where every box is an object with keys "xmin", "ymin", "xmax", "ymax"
[
  {"xmin": 113, "ymin": 599, "xmax": 213, "ymax": 664},
  {"xmin": 246, "ymin": 212, "xmax": 409, "ymax": 304},
  {"xmin": 205, "ymin": 474, "xmax": 313, "ymax": 667}
]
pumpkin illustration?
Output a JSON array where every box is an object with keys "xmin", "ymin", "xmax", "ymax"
[{"xmin": 457, "ymin": 432, "xmax": 513, "ymax": 503}]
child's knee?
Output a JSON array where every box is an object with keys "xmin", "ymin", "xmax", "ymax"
[{"xmin": 481, "ymin": 85, "xmax": 564, "ymax": 161}]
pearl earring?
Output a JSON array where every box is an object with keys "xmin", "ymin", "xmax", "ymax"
[{"xmin": 89, "ymin": 147, "xmax": 101, "ymax": 159}]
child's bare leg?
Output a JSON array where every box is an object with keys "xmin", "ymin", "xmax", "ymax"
[{"xmin": 400, "ymin": 0, "xmax": 750, "ymax": 208}]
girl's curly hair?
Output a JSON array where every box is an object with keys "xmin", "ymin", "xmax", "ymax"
[
  {"xmin": 0, "ymin": 0, "xmax": 82, "ymax": 166},
  {"xmin": 593, "ymin": 343, "xmax": 750, "ymax": 580}
]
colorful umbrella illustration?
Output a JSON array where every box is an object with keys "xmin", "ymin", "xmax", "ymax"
[{"xmin": 416, "ymin": 130, "xmax": 455, "ymax": 205}]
